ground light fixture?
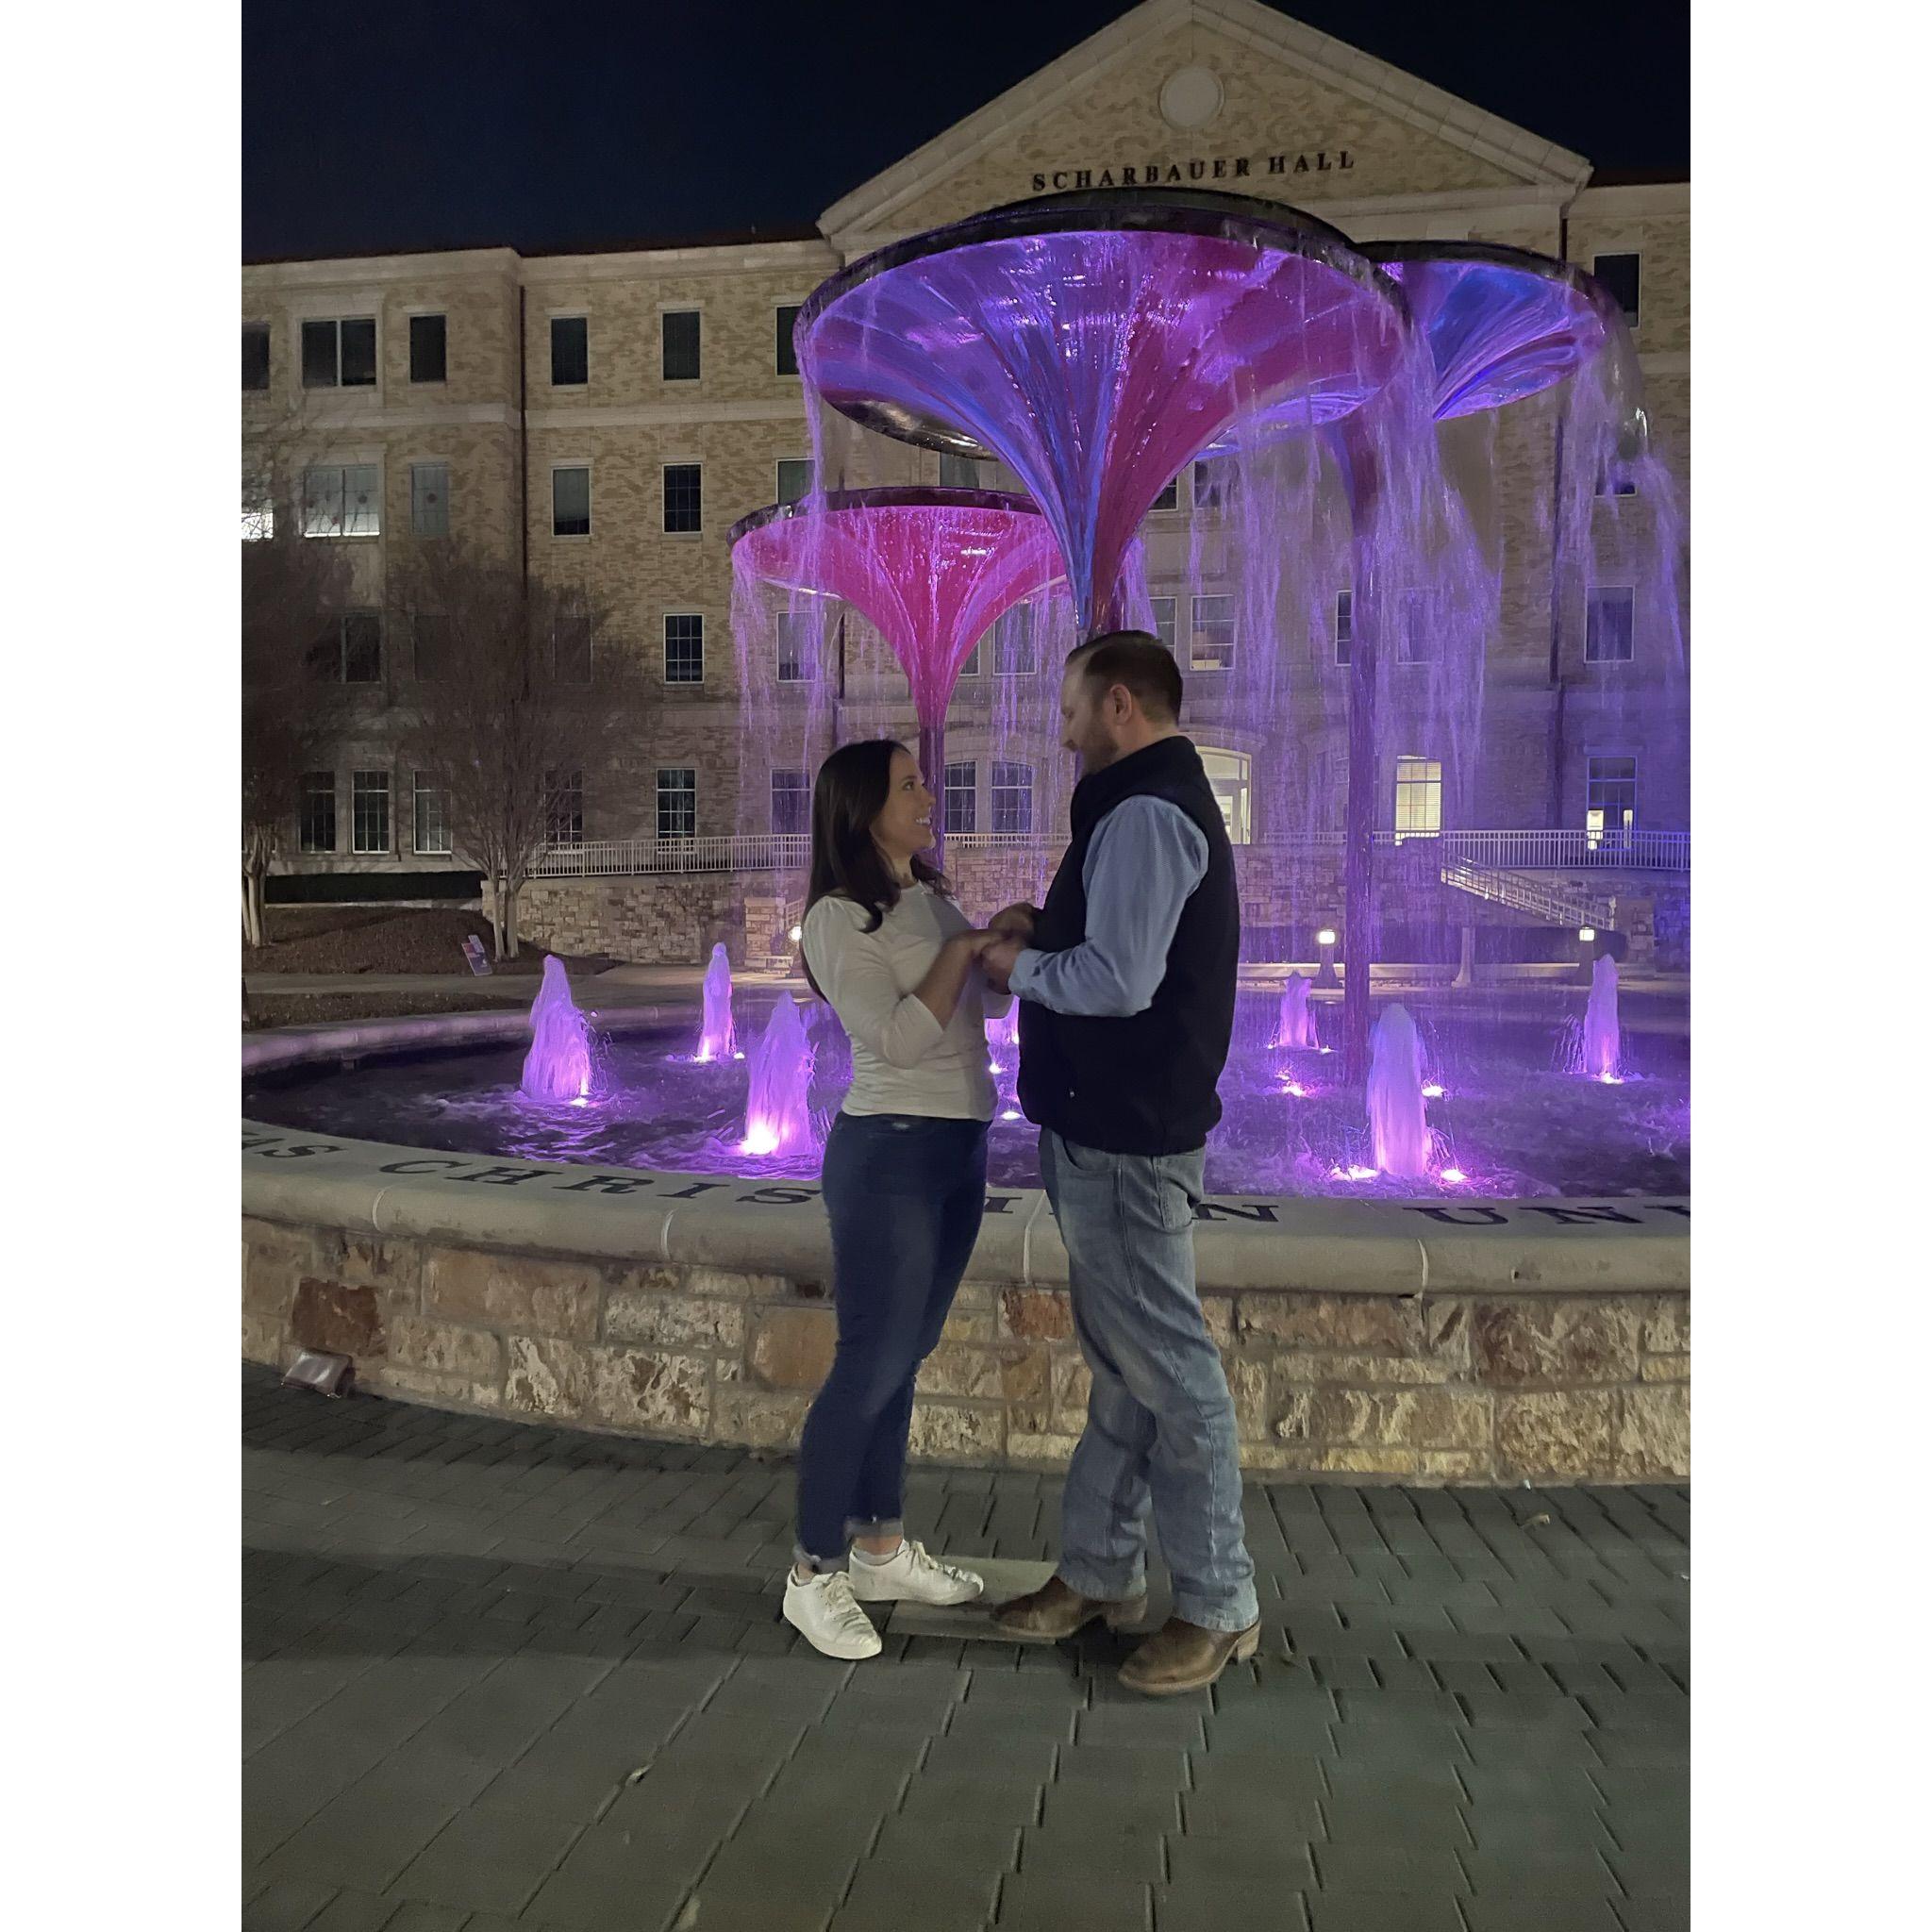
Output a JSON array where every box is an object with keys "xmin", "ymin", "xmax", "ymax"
[{"xmin": 1314, "ymin": 927, "xmax": 1341, "ymax": 989}]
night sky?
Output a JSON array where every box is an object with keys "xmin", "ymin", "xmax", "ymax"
[{"xmin": 243, "ymin": 0, "xmax": 1689, "ymax": 262}]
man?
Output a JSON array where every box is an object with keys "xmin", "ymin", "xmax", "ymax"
[{"xmin": 980, "ymin": 630, "xmax": 1258, "ymax": 1695}]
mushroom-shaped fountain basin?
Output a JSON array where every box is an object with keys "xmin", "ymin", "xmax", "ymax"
[
  {"xmin": 793, "ymin": 190, "xmax": 1408, "ymax": 637},
  {"xmin": 727, "ymin": 487, "xmax": 1065, "ymax": 754}
]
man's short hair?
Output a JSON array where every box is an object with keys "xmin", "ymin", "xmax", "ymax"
[{"xmin": 1068, "ymin": 630, "xmax": 1184, "ymax": 722}]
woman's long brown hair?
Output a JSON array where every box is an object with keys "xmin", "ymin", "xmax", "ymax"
[{"xmin": 799, "ymin": 739, "xmax": 947, "ymax": 997}]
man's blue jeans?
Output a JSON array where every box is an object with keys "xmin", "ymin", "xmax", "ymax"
[
  {"xmin": 794, "ymin": 1112, "xmax": 987, "ymax": 1566},
  {"xmin": 1040, "ymin": 1128, "xmax": 1258, "ymax": 1633}
]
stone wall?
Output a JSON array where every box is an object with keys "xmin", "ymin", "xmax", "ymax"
[{"xmin": 244, "ymin": 1216, "xmax": 1688, "ymax": 1484}]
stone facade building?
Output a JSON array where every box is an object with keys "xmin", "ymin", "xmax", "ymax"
[{"xmin": 242, "ymin": 0, "xmax": 1687, "ymax": 960}]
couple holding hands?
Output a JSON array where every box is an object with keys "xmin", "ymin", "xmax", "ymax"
[{"xmin": 784, "ymin": 630, "xmax": 1258, "ymax": 1697}]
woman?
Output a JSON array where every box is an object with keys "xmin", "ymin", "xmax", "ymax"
[{"xmin": 783, "ymin": 739, "xmax": 1008, "ymax": 1659}]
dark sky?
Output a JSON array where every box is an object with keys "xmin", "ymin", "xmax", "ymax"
[{"xmin": 243, "ymin": 0, "xmax": 1689, "ymax": 261}]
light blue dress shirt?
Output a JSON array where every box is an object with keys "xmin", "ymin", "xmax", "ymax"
[{"xmin": 1008, "ymin": 794, "xmax": 1208, "ymax": 1018}]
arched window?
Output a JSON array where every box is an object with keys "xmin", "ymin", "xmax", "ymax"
[{"xmin": 1197, "ymin": 748, "xmax": 1252, "ymax": 845}]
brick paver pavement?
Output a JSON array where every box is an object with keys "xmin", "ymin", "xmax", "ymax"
[{"xmin": 242, "ymin": 1366, "xmax": 1690, "ymax": 1932}]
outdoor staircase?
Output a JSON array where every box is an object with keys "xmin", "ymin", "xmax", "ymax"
[{"xmin": 1439, "ymin": 858, "xmax": 1618, "ymax": 931}]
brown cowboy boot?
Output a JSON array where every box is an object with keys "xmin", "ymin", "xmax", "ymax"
[
  {"xmin": 1117, "ymin": 1616, "xmax": 1262, "ymax": 1696},
  {"xmin": 991, "ymin": 1574, "xmax": 1148, "ymax": 1641}
]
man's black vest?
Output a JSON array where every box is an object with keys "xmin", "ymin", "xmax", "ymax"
[{"xmin": 1017, "ymin": 735, "xmax": 1240, "ymax": 1156}]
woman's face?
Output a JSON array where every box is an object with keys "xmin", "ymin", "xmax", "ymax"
[{"xmin": 871, "ymin": 749, "xmax": 936, "ymax": 864}]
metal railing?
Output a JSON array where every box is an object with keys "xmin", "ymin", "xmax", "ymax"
[
  {"xmin": 528, "ymin": 827, "xmax": 1689, "ymax": 879},
  {"xmin": 1440, "ymin": 860, "xmax": 1619, "ymax": 931}
]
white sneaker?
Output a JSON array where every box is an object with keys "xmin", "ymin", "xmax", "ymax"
[
  {"xmin": 847, "ymin": 1539, "xmax": 986, "ymax": 1607},
  {"xmin": 782, "ymin": 1569, "xmax": 884, "ymax": 1660}
]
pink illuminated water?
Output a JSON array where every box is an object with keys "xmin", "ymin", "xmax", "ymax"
[
  {"xmin": 1366, "ymin": 1002, "xmax": 1431, "ymax": 1179},
  {"xmin": 1272, "ymin": 973, "xmax": 1319, "ymax": 1050},
  {"xmin": 519, "ymin": 958, "xmax": 593, "ymax": 1105},
  {"xmin": 796, "ymin": 199, "xmax": 1407, "ymax": 636},
  {"xmin": 695, "ymin": 943, "xmax": 737, "ymax": 1063},
  {"xmin": 740, "ymin": 997, "xmax": 816, "ymax": 1157},
  {"xmin": 1582, "ymin": 955, "xmax": 1622, "ymax": 1081}
]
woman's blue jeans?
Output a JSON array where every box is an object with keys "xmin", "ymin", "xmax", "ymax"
[{"xmin": 794, "ymin": 1112, "xmax": 988, "ymax": 1566}]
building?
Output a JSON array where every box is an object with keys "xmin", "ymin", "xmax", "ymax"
[{"xmin": 242, "ymin": 0, "xmax": 1688, "ymax": 965}]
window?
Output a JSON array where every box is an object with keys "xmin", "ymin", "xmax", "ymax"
[
  {"xmin": 663, "ymin": 463, "xmax": 703, "ymax": 533},
  {"xmin": 545, "ymin": 769, "xmax": 585, "ymax": 847},
  {"xmin": 774, "ymin": 304, "xmax": 802, "ymax": 375},
  {"xmin": 771, "ymin": 769, "xmax": 810, "ymax": 836},
  {"xmin": 657, "ymin": 768, "xmax": 697, "ymax": 841},
  {"xmin": 1395, "ymin": 590, "xmax": 1432, "ymax": 665},
  {"xmin": 1586, "ymin": 756, "xmax": 1639, "ymax": 846},
  {"xmin": 958, "ymin": 639, "xmax": 984, "ymax": 679},
  {"xmin": 1191, "ymin": 459, "xmax": 1232, "ymax": 513},
  {"xmin": 992, "ymin": 604, "xmax": 1038, "ymax": 676},
  {"xmin": 412, "ymin": 614, "xmax": 451, "ymax": 680},
  {"xmin": 299, "ymin": 773, "xmax": 336, "ymax": 854},
  {"xmin": 413, "ymin": 774, "xmax": 452, "ymax": 855},
  {"xmin": 664, "ymin": 613, "xmax": 705, "ymax": 684},
  {"xmin": 1149, "ymin": 475, "xmax": 1181, "ymax": 513},
  {"xmin": 1149, "ymin": 595, "xmax": 1177, "ymax": 654},
  {"xmin": 1191, "ymin": 593, "xmax": 1236, "ymax": 672},
  {"xmin": 552, "ymin": 466, "xmax": 591, "ymax": 537},
  {"xmin": 308, "ymin": 611, "xmax": 383, "ymax": 683},
  {"xmin": 550, "ymin": 315, "xmax": 588, "ymax": 386},
  {"xmin": 1199, "ymin": 749, "xmax": 1252, "ymax": 844},
  {"xmin": 940, "ymin": 453, "xmax": 980, "ymax": 489},
  {"xmin": 302, "ymin": 317, "xmax": 376, "ymax": 389},
  {"xmin": 302, "ymin": 463, "xmax": 380, "ymax": 538},
  {"xmin": 409, "ymin": 462, "xmax": 450, "ymax": 538},
  {"xmin": 1393, "ymin": 756, "xmax": 1442, "ymax": 841},
  {"xmin": 1597, "ymin": 464, "xmax": 1639, "ymax": 498},
  {"xmin": 991, "ymin": 761, "xmax": 1033, "ymax": 836},
  {"xmin": 661, "ymin": 309, "xmax": 701, "ymax": 381},
  {"xmin": 775, "ymin": 609, "xmax": 814, "ymax": 683},
  {"xmin": 943, "ymin": 761, "xmax": 977, "ymax": 836},
  {"xmin": 776, "ymin": 458, "xmax": 813, "ymax": 505},
  {"xmin": 1592, "ymin": 253, "xmax": 1641, "ymax": 328},
  {"xmin": 1586, "ymin": 587, "xmax": 1636, "ymax": 662},
  {"xmin": 408, "ymin": 314, "xmax": 446, "ymax": 384},
  {"xmin": 242, "ymin": 324, "xmax": 270, "ymax": 391},
  {"xmin": 242, "ymin": 488, "xmax": 274, "ymax": 543},
  {"xmin": 351, "ymin": 771, "xmax": 391, "ymax": 854}
]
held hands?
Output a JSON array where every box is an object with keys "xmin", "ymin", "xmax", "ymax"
[
  {"xmin": 989, "ymin": 902, "xmax": 1041, "ymax": 941},
  {"xmin": 979, "ymin": 935, "xmax": 1024, "ymax": 992}
]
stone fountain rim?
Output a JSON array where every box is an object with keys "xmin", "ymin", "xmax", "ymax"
[
  {"xmin": 241, "ymin": 1015, "xmax": 1688, "ymax": 1299},
  {"xmin": 725, "ymin": 485, "xmax": 1052, "ymax": 556},
  {"xmin": 793, "ymin": 186, "xmax": 1412, "ymax": 460}
]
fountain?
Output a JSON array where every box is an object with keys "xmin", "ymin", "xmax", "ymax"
[
  {"xmin": 986, "ymin": 1002, "xmax": 1019, "ymax": 1075},
  {"xmin": 519, "ymin": 957, "xmax": 593, "ymax": 1105},
  {"xmin": 1365, "ymin": 1002, "xmax": 1431, "ymax": 1180},
  {"xmin": 795, "ymin": 190, "xmax": 1409, "ymax": 637},
  {"xmin": 1581, "ymin": 954, "xmax": 1622, "ymax": 1082},
  {"xmin": 728, "ymin": 487, "xmax": 1063, "ymax": 840},
  {"xmin": 694, "ymin": 942, "xmax": 737, "ymax": 1063},
  {"xmin": 1272, "ymin": 973, "xmax": 1319, "ymax": 1051},
  {"xmin": 740, "ymin": 996, "xmax": 816, "ymax": 1158}
]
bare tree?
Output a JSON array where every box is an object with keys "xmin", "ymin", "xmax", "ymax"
[
  {"xmin": 241, "ymin": 404, "xmax": 351, "ymax": 948},
  {"xmin": 391, "ymin": 541, "xmax": 646, "ymax": 958}
]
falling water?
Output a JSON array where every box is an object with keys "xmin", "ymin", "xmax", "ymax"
[
  {"xmin": 1273, "ymin": 973, "xmax": 1319, "ymax": 1050},
  {"xmin": 741, "ymin": 996, "xmax": 816, "ymax": 1157},
  {"xmin": 1366, "ymin": 1002, "xmax": 1430, "ymax": 1178},
  {"xmin": 695, "ymin": 942, "xmax": 737, "ymax": 1062},
  {"xmin": 1581, "ymin": 954, "xmax": 1622, "ymax": 1080},
  {"xmin": 520, "ymin": 957, "xmax": 593, "ymax": 1104}
]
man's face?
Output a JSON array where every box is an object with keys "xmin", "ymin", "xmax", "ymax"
[{"xmin": 1059, "ymin": 666, "xmax": 1120, "ymax": 774}]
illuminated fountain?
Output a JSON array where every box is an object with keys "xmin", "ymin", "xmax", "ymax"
[
  {"xmin": 1365, "ymin": 1002, "xmax": 1431, "ymax": 1180},
  {"xmin": 1580, "ymin": 954, "xmax": 1623, "ymax": 1082},
  {"xmin": 740, "ymin": 996, "xmax": 816, "ymax": 1158},
  {"xmin": 795, "ymin": 191, "xmax": 1409, "ymax": 637},
  {"xmin": 694, "ymin": 942, "xmax": 737, "ymax": 1063},
  {"xmin": 728, "ymin": 488, "xmax": 1063, "ymax": 842},
  {"xmin": 1272, "ymin": 973, "xmax": 1319, "ymax": 1051},
  {"xmin": 519, "ymin": 957, "xmax": 593, "ymax": 1105}
]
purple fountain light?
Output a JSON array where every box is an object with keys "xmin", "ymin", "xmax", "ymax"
[
  {"xmin": 729, "ymin": 487, "xmax": 1063, "ymax": 817},
  {"xmin": 1580, "ymin": 955, "xmax": 1623, "ymax": 1082},
  {"xmin": 694, "ymin": 942, "xmax": 737, "ymax": 1063},
  {"xmin": 740, "ymin": 996, "xmax": 816, "ymax": 1158},
  {"xmin": 796, "ymin": 191, "xmax": 1408, "ymax": 637},
  {"xmin": 520, "ymin": 957, "xmax": 593, "ymax": 1105},
  {"xmin": 1271, "ymin": 973, "xmax": 1319, "ymax": 1051},
  {"xmin": 1366, "ymin": 1002, "xmax": 1431, "ymax": 1180}
]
